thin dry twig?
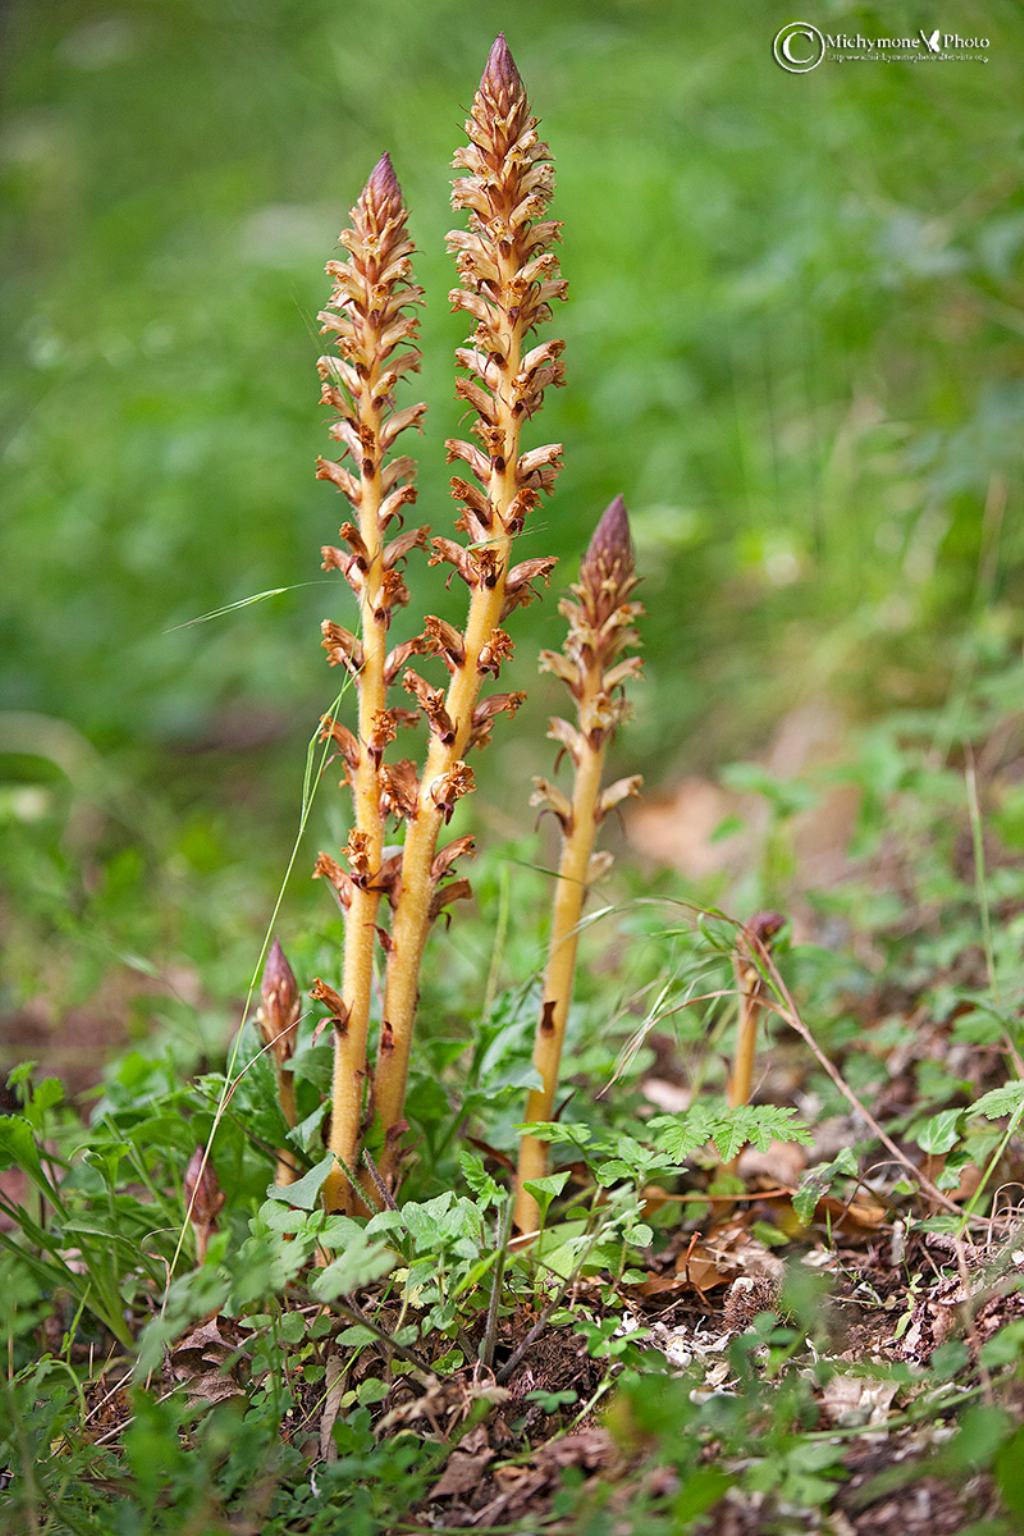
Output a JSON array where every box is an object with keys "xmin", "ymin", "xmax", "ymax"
[{"xmin": 754, "ymin": 934, "xmax": 969, "ymax": 1219}]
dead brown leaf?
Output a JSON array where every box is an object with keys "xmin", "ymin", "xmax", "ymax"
[
  {"xmin": 430, "ymin": 1427, "xmax": 495, "ymax": 1499},
  {"xmin": 640, "ymin": 1219, "xmax": 783, "ymax": 1300},
  {"xmin": 319, "ymin": 1353, "xmax": 345, "ymax": 1463},
  {"xmin": 170, "ymin": 1316, "xmax": 243, "ymax": 1406},
  {"xmin": 816, "ymin": 1193, "xmax": 889, "ymax": 1236},
  {"xmin": 738, "ymin": 1137, "xmax": 808, "ymax": 1188},
  {"xmin": 821, "ymin": 1373, "xmax": 899, "ymax": 1427}
]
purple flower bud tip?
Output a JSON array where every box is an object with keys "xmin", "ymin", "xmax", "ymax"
[
  {"xmin": 184, "ymin": 1145, "xmax": 223, "ymax": 1225},
  {"xmin": 482, "ymin": 32, "xmax": 522, "ymax": 96},
  {"xmin": 262, "ymin": 936, "xmax": 298, "ymax": 1010},
  {"xmin": 585, "ymin": 494, "xmax": 633, "ymax": 577},
  {"xmin": 365, "ymin": 151, "xmax": 402, "ymax": 213},
  {"xmin": 747, "ymin": 911, "xmax": 785, "ymax": 947}
]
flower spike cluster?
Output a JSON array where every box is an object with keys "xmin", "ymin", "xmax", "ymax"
[
  {"xmin": 306, "ymin": 40, "xmax": 567, "ymax": 1208},
  {"xmin": 312, "ymin": 153, "xmax": 429, "ymax": 1210},
  {"xmin": 515, "ymin": 496, "xmax": 643, "ymax": 1233},
  {"xmin": 368, "ymin": 35, "xmax": 566, "ymax": 1186}
]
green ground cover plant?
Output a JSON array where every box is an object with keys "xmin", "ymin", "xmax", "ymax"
[{"xmin": 3, "ymin": 636, "xmax": 1024, "ymax": 1532}]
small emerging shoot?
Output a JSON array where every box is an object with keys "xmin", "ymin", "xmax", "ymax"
[
  {"xmin": 728, "ymin": 910, "xmax": 784, "ymax": 1112},
  {"xmin": 184, "ymin": 1146, "xmax": 224, "ymax": 1266},
  {"xmin": 258, "ymin": 937, "xmax": 301, "ymax": 1186}
]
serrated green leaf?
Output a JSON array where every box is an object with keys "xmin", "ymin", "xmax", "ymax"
[
  {"xmin": 459, "ymin": 1150, "xmax": 501, "ymax": 1207},
  {"xmin": 969, "ymin": 1082, "xmax": 1024, "ymax": 1120},
  {"xmin": 312, "ymin": 1236, "xmax": 395, "ymax": 1300},
  {"xmin": 0, "ymin": 1115, "xmax": 44, "ymax": 1181}
]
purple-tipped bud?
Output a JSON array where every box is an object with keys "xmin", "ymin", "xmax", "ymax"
[
  {"xmin": 481, "ymin": 33, "xmax": 523, "ymax": 98},
  {"xmin": 736, "ymin": 912, "xmax": 785, "ymax": 988},
  {"xmin": 184, "ymin": 1146, "xmax": 224, "ymax": 1230},
  {"xmin": 746, "ymin": 911, "xmax": 785, "ymax": 949},
  {"xmin": 582, "ymin": 495, "xmax": 633, "ymax": 587},
  {"xmin": 260, "ymin": 937, "xmax": 300, "ymax": 1063},
  {"xmin": 562, "ymin": 496, "xmax": 641, "ymax": 697},
  {"xmin": 362, "ymin": 151, "xmax": 403, "ymax": 220}
]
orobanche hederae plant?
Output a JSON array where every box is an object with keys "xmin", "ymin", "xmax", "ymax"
[{"xmin": 262, "ymin": 35, "xmax": 643, "ymax": 1218}]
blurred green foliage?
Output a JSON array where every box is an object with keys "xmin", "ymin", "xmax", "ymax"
[
  {"xmin": 1, "ymin": 0, "xmax": 1022, "ymax": 1020},
  {"xmin": 4, "ymin": 0, "xmax": 1021, "ymax": 743}
]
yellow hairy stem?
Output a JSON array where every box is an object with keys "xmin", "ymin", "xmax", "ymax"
[
  {"xmin": 728, "ymin": 981, "xmax": 758, "ymax": 1113},
  {"xmin": 718, "ymin": 912, "xmax": 785, "ymax": 1184},
  {"xmin": 514, "ymin": 696, "xmax": 606, "ymax": 1232},
  {"xmin": 325, "ymin": 333, "xmax": 388, "ymax": 1211},
  {"xmin": 514, "ymin": 495, "xmax": 642, "ymax": 1234},
  {"xmin": 371, "ymin": 390, "xmax": 519, "ymax": 1172},
  {"xmin": 275, "ymin": 1070, "xmax": 299, "ymax": 1188}
]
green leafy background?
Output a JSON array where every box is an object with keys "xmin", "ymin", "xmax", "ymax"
[{"xmin": 1, "ymin": 0, "xmax": 1022, "ymax": 1021}]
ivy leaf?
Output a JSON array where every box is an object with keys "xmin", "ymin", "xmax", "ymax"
[
  {"xmin": 365, "ymin": 1208, "xmax": 405, "ymax": 1237},
  {"xmin": 793, "ymin": 1147, "xmax": 858, "ymax": 1225},
  {"xmin": 595, "ymin": 1159, "xmax": 637, "ymax": 1187},
  {"xmin": 523, "ymin": 1171, "xmax": 569, "ymax": 1223},
  {"xmin": 913, "ymin": 1109, "xmax": 963, "ymax": 1155},
  {"xmin": 337, "ymin": 1323, "xmax": 378, "ymax": 1346},
  {"xmin": 266, "ymin": 1151, "xmax": 335, "ymax": 1211},
  {"xmin": 401, "ymin": 1192, "xmax": 458, "ymax": 1250},
  {"xmin": 287, "ymin": 1100, "xmax": 330, "ymax": 1156}
]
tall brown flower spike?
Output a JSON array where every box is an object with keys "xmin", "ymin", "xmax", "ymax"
[
  {"xmin": 258, "ymin": 938, "xmax": 301, "ymax": 1187},
  {"xmin": 514, "ymin": 496, "xmax": 643, "ymax": 1233},
  {"xmin": 369, "ymin": 35, "xmax": 565, "ymax": 1185},
  {"xmin": 313, "ymin": 153, "xmax": 427, "ymax": 1210}
]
